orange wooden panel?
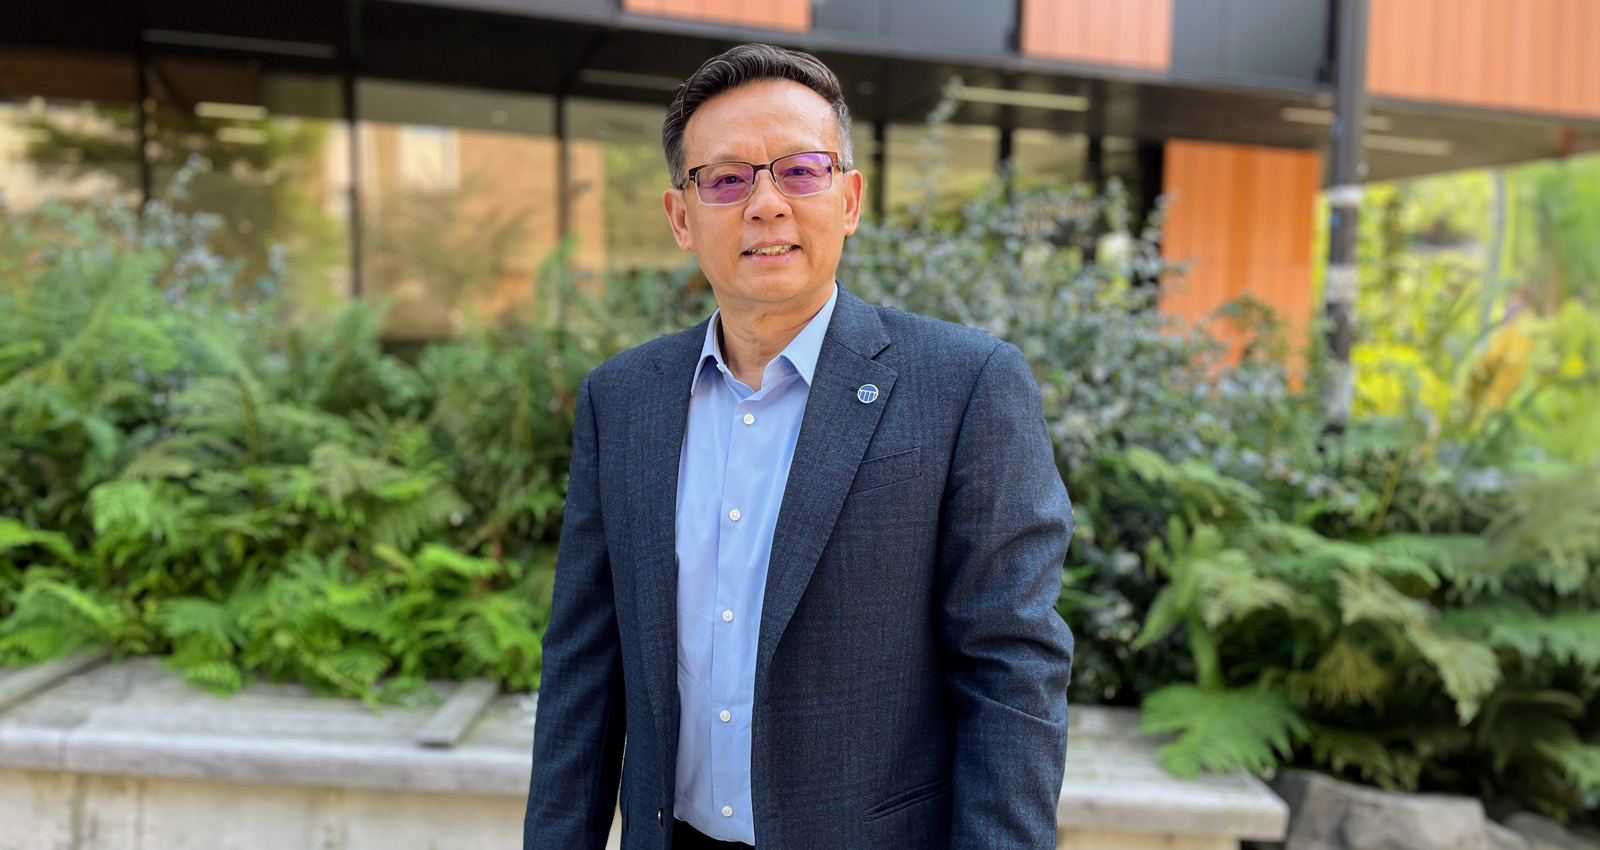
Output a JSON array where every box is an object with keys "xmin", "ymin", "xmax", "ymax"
[
  {"xmin": 1555, "ymin": 0, "xmax": 1586, "ymax": 115},
  {"xmin": 1481, "ymin": 0, "xmax": 1516, "ymax": 108},
  {"xmin": 1084, "ymin": 0, "xmax": 1115, "ymax": 64},
  {"xmin": 1530, "ymin": 0, "xmax": 1562, "ymax": 113},
  {"xmin": 1583, "ymin": 0, "xmax": 1600, "ymax": 116},
  {"xmin": 1433, "ymin": 0, "xmax": 1470, "ymax": 104},
  {"xmin": 1412, "ymin": 0, "xmax": 1442, "ymax": 101},
  {"xmin": 1160, "ymin": 140, "xmax": 1320, "ymax": 365},
  {"xmin": 621, "ymin": 0, "xmax": 809, "ymax": 31},
  {"xmin": 1138, "ymin": 0, "xmax": 1173, "ymax": 70},
  {"xmin": 1020, "ymin": 0, "xmax": 1171, "ymax": 70},
  {"xmin": 1373, "ymin": 0, "xmax": 1404, "ymax": 97},
  {"xmin": 1366, "ymin": 0, "xmax": 1398, "ymax": 98},
  {"xmin": 1506, "ymin": 1, "xmax": 1540, "ymax": 109},
  {"xmin": 1369, "ymin": 0, "xmax": 1600, "ymax": 119},
  {"xmin": 1020, "ymin": 0, "xmax": 1045, "ymax": 57},
  {"xmin": 1399, "ymin": 0, "xmax": 1432, "ymax": 99},
  {"xmin": 1465, "ymin": 0, "xmax": 1497, "ymax": 108}
]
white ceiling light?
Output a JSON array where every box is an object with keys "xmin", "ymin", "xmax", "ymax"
[
  {"xmin": 1364, "ymin": 134, "xmax": 1453, "ymax": 156},
  {"xmin": 955, "ymin": 85, "xmax": 1089, "ymax": 112},
  {"xmin": 216, "ymin": 126, "xmax": 268, "ymax": 145},
  {"xmin": 195, "ymin": 102, "xmax": 269, "ymax": 121},
  {"xmin": 1281, "ymin": 106, "xmax": 1393, "ymax": 132}
]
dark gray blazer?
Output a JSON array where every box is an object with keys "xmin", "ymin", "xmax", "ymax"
[{"xmin": 523, "ymin": 283, "xmax": 1075, "ymax": 850}]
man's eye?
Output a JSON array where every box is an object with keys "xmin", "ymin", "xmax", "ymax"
[{"xmin": 716, "ymin": 175, "xmax": 745, "ymax": 186}]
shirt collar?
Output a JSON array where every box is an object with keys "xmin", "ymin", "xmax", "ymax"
[{"xmin": 690, "ymin": 280, "xmax": 840, "ymax": 396}]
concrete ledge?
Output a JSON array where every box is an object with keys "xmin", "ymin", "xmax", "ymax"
[
  {"xmin": 0, "ymin": 657, "xmax": 1288, "ymax": 848},
  {"xmin": 0, "ymin": 657, "xmax": 536, "ymax": 796},
  {"xmin": 1060, "ymin": 706, "xmax": 1290, "ymax": 841}
]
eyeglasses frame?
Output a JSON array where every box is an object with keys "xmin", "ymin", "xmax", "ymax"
[{"xmin": 679, "ymin": 150, "xmax": 846, "ymax": 205}]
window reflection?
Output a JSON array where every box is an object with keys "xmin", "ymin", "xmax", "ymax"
[
  {"xmin": 563, "ymin": 98, "xmax": 683, "ymax": 272},
  {"xmin": 1011, "ymin": 128, "xmax": 1088, "ymax": 189},
  {"xmin": 144, "ymin": 57, "xmax": 352, "ymax": 321},
  {"xmin": 884, "ymin": 123, "xmax": 1000, "ymax": 222},
  {"xmin": 357, "ymin": 79, "xmax": 559, "ymax": 340},
  {"xmin": 0, "ymin": 50, "xmax": 140, "ymax": 211}
]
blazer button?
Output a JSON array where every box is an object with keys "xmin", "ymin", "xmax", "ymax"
[{"xmin": 657, "ymin": 808, "xmax": 664, "ymax": 828}]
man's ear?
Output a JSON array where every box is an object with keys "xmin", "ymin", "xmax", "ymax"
[
  {"xmin": 841, "ymin": 167, "xmax": 866, "ymax": 237},
  {"xmin": 664, "ymin": 187, "xmax": 694, "ymax": 251}
]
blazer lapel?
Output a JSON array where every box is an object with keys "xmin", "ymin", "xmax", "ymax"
[{"xmin": 755, "ymin": 286, "xmax": 895, "ymax": 695}]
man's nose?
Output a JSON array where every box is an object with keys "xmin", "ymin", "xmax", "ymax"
[{"xmin": 744, "ymin": 169, "xmax": 790, "ymax": 217}]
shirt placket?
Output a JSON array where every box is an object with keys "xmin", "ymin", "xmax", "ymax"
[{"xmin": 708, "ymin": 370, "xmax": 762, "ymax": 827}]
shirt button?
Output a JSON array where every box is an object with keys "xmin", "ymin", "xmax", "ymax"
[
  {"xmin": 720, "ymin": 709, "xmax": 732, "ymax": 722},
  {"xmin": 722, "ymin": 609, "xmax": 734, "ymax": 623},
  {"xmin": 722, "ymin": 805, "xmax": 734, "ymax": 817},
  {"xmin": 742, "ymin": 413, "xmax": 755, "ymax": 426},
  {"xmin": 728, "ymin": 508, "xmax": 741, "ymax": 522},
  {"xmin": 717, "ymin": 363, "xmax": 728, "ymax": 373}
]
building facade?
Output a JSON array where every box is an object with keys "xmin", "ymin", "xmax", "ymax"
[{"xmin": 5, "ymin": 0, "xmax": 1599, "ymax": 339}]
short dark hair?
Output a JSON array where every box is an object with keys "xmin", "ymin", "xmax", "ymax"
[{"xmin": 662, "ymin": 42, "xmax": 854, "ymax": 190}]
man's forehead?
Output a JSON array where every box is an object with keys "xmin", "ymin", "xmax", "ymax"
[{"xmin": 683, "ymin": 80, "xmax": 836, "ymax": 163}]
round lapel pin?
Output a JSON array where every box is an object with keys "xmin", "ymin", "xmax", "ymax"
[{"xmin": 856, "ymin": 383, "xmax": 879, "ymax": 404}]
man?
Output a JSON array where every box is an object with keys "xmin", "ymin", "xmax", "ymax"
[{"xmin": 523, "ymin": 42, "xmax": 1075, "ymax": 850}]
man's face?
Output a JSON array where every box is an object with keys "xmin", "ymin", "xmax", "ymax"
[{"xmin": 664, "ymin": 78, "xmax": 864, "ymax": 313}]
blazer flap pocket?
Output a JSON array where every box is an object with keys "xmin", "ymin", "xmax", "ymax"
[
  {"xmin": 862, "ymin": 776, "xmax": 952, "ymax": 821},
  {"xmin": 848, "ymin": 446, "xmax": 921, "ymax": 494}
]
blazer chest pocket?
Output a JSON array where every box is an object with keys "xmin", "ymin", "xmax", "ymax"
[
  {"xmin": 848, "ymin": 446, "xmax": 921, "ymax": 495},
  {"xmin": 862, "ymin": 777, "xmax": 951, "ymax": 821}
]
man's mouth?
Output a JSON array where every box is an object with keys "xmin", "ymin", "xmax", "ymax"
[{"xmin": 743, "ymin": 245, "xmax": 799, "ymax": 256}]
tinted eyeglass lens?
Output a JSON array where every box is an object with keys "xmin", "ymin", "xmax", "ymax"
[
  {"xmin": 695, "ymin": 162, "xmax": 757, "ymax": 204},
  {"xmin": 772, "ymin": 152, "xmax": 833, "ymax": 196}
]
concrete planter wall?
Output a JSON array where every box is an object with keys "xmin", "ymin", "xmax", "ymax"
[{"xmin": 0, "ymin": 655, "xmax": 1288, "ymax": 850}]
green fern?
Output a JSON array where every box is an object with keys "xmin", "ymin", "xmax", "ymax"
[
  {"xmin": 1533, "ymin": 736, "xmax": 1600, "ymax": 799},
  {"xmin": 416, "ymin": 544, "xmax": 503, "ymax": 580},
  {"xmin": 0, "ymin": 517, "xmax": 79, "ymax": 565},
  {"xmin": 1445, "ymin": 602, "xmax": 1600, "ymax": 666},
  {"xmin": 1405, "ymin": 623, "xmax": 1501, "ymax": 723},
  {"xmin": 1305, "ymin": 637, "xmax": 1391, "ymax": 709},
  {"xmin": 1304, "ymin": 722, "xmax": 1423, "ymax": 791},
  {"xmin": 1140, "ymin": 684, "xmax": 1305, "ymax": 778}
]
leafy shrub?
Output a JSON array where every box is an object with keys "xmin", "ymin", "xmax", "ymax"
[{"xmin": 0, "ymin": 189, "xmax": 657, "ymax": 705}]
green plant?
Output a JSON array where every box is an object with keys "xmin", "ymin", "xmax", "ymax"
[{"xmin": 0, "ymin": 184, "xmax": 620, "ymax": 705}]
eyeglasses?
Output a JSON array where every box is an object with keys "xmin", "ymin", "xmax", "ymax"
[{"xmin": 681, "ymin": 150, "xmax": 844, "ymax": 205}]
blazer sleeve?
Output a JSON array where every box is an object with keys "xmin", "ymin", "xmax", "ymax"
[
  {"xmin": 523, "ymin": 372, "xmax": 627, "ymax": 850},
  {"xmin": 936, "ymin": 341, "xmax": 1076, "ymax": 850}
]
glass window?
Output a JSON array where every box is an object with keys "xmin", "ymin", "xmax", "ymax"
[
  {"xmin": 848, "ymin": 122, "xmax": 880, "ymax": 226},
  {"xmin": 145, "ymin": 56, "xmax": 352, "ymax": 321},
  {"xmin": 563, "ymin": 98, "xmax": 683, "ymax": 273},
  {"xmin": 0, "ymin": 50, "xmax": 141, "ymax": 212},
  {"xmin": 1010, "ymin": 128, "xmax": 1088, "ymax": 189},
  {"xmin": 356, "ymin": 79, "xmax": 559, "ymax": 340},
  {"xmin": 884, "ymin": 122, "xmax": 1000, "ymax": 223}
]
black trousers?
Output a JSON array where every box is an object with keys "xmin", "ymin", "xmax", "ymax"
[{"xmin": 672, "ymin": 817, "xmax": 754, "ymax": 849}]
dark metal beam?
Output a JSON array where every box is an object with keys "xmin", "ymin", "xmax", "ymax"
[
  {"xmin": 1322, "ymin": 0, "xmax": 1368, "ymax": 431},
  {"xmin": 344, "ymin": 0, "xmax": 365, "ymax": 298}
]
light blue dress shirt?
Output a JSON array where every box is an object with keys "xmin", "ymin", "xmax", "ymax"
[{"xmin": 673, "ymin": 281, "xmax": 839, "ymax": 844}]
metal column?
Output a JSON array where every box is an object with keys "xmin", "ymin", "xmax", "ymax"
[
  {"xmin": 343, "ymin": 0, "xmax": 364, "ymax": 298},
  {"xmin": 1322, "ymin": 0, "xmax": 1369, "ymax": 432}
]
